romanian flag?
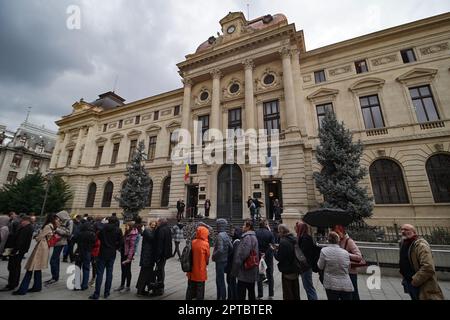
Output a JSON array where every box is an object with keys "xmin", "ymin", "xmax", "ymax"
[{"xmin": 184, "ymin": 164, "xmax": 190, "ymax": 184}]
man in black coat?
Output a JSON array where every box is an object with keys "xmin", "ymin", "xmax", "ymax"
[
  {"xmin": 151, "ymin": 218, "xmax": 172, "ymax": 296},
  {"xmin": 255, "ymin": 219, "xmax": 275, "ymax": 299},
  {"xmin": 1, "ymin": 216, "xmax": 34, "ymax": 291}
]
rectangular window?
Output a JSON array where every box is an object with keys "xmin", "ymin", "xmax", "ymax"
[
  {"xmin": 95, "ymin": 146, "xmax": 104, "ymax": 167},
  {"xmin": 263, "ymin": 100, "xmax": 281, "ymax": 133},
  {"xmin": 154, "ymin": 111, "xmax": 159, "ymax": 121},
  {"xmin": 409, "ymin": 85, "xmax": 440, "ymax": 123},
  {"xmin": 135, "ymin": 115, "xmax": 141, "ymax": 125},
  {"xmin": 314, "ymin": 70, "xmax": 326, "ymax": 84},
  {"xmin": 228, "ymin": 108, "xmax": 242, "ymax": 130},
  {"xmin": 11, "ymin": 154, "xmax": 23, "ymax": 167},
  {"xmin": 148, "ymin": 136, "xmax": 157, "ymax": 160},
  {"xmin": 103, "ymin": 124, "xmax": 107, "ymax": 132},
  {"xmin": 66, "ymin": 149, "xmax": 74, "ymax": 167},
  {"xmin": 359, "ymin": 95, "xmax": 385, "ymax": 129},
  {"xmin": 128, "ymin": 139, "xmax": 137, "ymax": 162},
  {"xmin": 190, "ymin": 164, "xmax": 198, "ymax": 174},
  {"xmin": 355, "ymin": 60, "xmax": 368, "ymax": 74},
  {"xmin": 316, "ymin": 103, "xmax": 334, "ymax": 129},
  {"xmin": 118, "ymin": 120, "xmax": 123, "ymax": 129},
  {"xmin": 401, "ymin": 48, "xmax": 416, "ymax": 63},
  {"xmin": 7, "ymin": 171, "xmax": 17, "ymax": 184},
  {"xmin": 198, "ymin": 115, "xmax": 210, "ymax": 143},
  {"xmin": 31, "ymin": 158, "xmax": 41, "ymax": 169},
  {"xmin": 111, "ymin": 143, "xmax": 120, "ymax": 164},
  {"xmin": 174, "ymin": 106, "xmax": 180, "ymax": 116}
]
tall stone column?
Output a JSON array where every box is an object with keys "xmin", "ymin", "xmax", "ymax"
[
  {"xmin": 291, "ymin": 49, "xmax": 307, "ymax": 136},
  {"xmin": 243, "ymin": 59, "xmax": 256, "ymax": 130},
  {"xmin": 58, "ymin": 130, "xmax": 71, "ymax": 167},
  {"xmin": 50, "ymin": 131, "xmax": 63, "ymax": 168},
  {"xmin": 181, "ymin": 78, "xmax": 193, "ymax": 133},
  {"xmin": 210, "ymin": 69, "xmax": 222, "ymax": 131},
  {"xmin": 279, "ymin": 47, "xmax": 299, "ymax": 132},
  {"xmin": 81, "ymin": 124, "xmax": 96, "ymax": 166}
]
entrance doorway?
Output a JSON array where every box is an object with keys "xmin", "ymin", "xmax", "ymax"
[
  {"xmin": 186, "ymin": 184, "xmax": 199, "ymax": 218},
  {"xmin": 264, "ymin": 180, "xmax": 283, "ymax": 220},
  {"xmin": 217, "ymin": 164, "xmax": 243, "ymax": 220}
]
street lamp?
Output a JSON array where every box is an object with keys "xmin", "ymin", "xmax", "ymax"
[{"xmin": 40, "ymin": 171, "xmax": 54, "ymax": 217}]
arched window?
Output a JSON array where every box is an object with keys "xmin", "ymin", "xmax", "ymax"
[
  {"xmin": 85, "ymin": 183, "xmax": 97, "ymax": 208},
  {"xmin": 147, "ymin": 179, "xmax": 153, "ymax": 207},
  {"xmin": 102, "ymin": 181, "xmax": 114, "ymax": 208},
  {"xmin": 161, "ymin": 177, "xmax": 171, "ymax": 207},
  {"xmin": 369, "ymin": 159, "xmax": 409, "ymax": 204},
  {"xmin": 426, "ymin": 154, "xmax": 450, "ymax": 203}
]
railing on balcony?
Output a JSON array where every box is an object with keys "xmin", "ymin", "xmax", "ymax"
[
  {"xmin": 366, "ymin": 128, "xmax": 389, "ymax": 137},
  {"xmin": 420, "ymin": 120, "xmax": 445, "ymax": 130}
]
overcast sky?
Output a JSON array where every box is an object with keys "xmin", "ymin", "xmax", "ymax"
[{"xmin": 0, "ymin": 0, "xmax": 449, "ymax": 133}]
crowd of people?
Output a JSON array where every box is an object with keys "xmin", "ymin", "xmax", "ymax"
[{"xmin": 0, "ymin": 210, "xmax": 445, "ymax": 301}]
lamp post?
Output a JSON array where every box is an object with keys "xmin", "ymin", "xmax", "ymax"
[{"xmin": 40, "ymin": 171, "xmax": 54, "ymax": 217}]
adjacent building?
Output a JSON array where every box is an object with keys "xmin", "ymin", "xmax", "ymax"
[{"xmin": 50, "ymin": 12, "xmax": 450, "ymax": 226}]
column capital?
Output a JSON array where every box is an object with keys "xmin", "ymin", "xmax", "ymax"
[
  {"xmin": 242, "ymin": 58, "xmax": 255, "ymax": 70},
  {"xmin": 182, "ymin": 77, "xmax": 193, "ymax": 86},
  {"xmin": 278, "ymin": 47, "xmax": 291, "ymax": 59},
  {"xmin": 210, "ymin": 68, "xmax": 222, "ymax": 79}
]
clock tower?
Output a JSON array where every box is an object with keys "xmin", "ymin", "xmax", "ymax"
[{"xmin": 219, "ymin": 12, "xmax": 247, "ymax": 42}]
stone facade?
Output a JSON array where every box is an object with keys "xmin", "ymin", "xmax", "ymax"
[{"xmin": 51, "ymin": 12, "xmax": 450, "ymax": 227}]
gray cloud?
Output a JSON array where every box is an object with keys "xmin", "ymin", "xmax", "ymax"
[{"xmin": 0, "ymin": 0, "xmax": 448, "ymax": 132}]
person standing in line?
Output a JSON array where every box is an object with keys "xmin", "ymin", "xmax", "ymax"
[
  {"xmin": 273, "ymin": 224, "xmax": 301, "ymax": 300},
  {"xmin": 231, "ymin": 219, "xmax": 259, "ymax": 300},
  {"xmin": 89, "ymin": 217, "xmax": 103, "ymax": 287},
  {"xmin": 13, "ymin": 213, "xmax": 61, "ymax": 295},
  {"xmin": 212, "ymin": 218, "xmax": 232, "ymax": 300},
  {"xmin": 186, "ymin": 226, "xmax": 210, "ymax": 300},
  {"xmin": 317, "ymin": 231, "xmax": 354, "ymax": 300},
  {"xmin": 63, "ymin": 215, "xmax": 82, "ymax": 263},
  {"xmin": 1, "ymin": 216, "xmax": 34, "ymax": 292},
  {"xmin": 89, "ymin": 216, "xmax": 123, "ymax": 300},
  {"xmin": 150, "ymin": 218, "xmax": 172, "ymax": 296},
  {"xmin": 273, "ymin": 199, "xmax": 283, "ymax": 223},
  {"xmin": 296, "ymin": 222, "xmax": 320, "ymax": 300},
  {"xmin": 256, "ymin": 219, "xmax": 275, "ymax": 300},
  {"xmin": 399, "ymin": 224, "xmax": 444, "ymax": 300},
  {"xmin": 171, "ymin": 220, "xmax": 185, "ymax": 260},
  {"xmin": 136, "ymin": 220, "xmax": 157, "ymax": 296},
  {"xmin": 74, "ymin": 220, "xmax": 96, "ymax": 291},
  {"xmin": 226, "ymin": 227, "xmax": 242, "ymax": 300},
  {"xmin": 204, "ymin": 199, "xmax": 211, "ymax": 218},
  {"xmin": 115, "ymin": 220, "xmax": 138, "ymax": 293},
  {"xmin": 0, "ymin": 215, "xmax": 11, "ymax": 259}
]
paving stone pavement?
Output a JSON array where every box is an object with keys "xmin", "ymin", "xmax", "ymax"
[{"xmin": 0, "ymin": 244, "xmax": 448, "ymax": 301}]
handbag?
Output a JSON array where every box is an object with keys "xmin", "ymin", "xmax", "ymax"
[
  {"xmin": 48, "ymin": 233, "xmax": 61, "ymax": 247},
  {"xmin": 345, "ymin": 238, "xmax": 368, "ymax": 268},
  {"xmin": 294, "ymin": 243, "xmax": 310, "ymax": 274},
  {"xmin": 259, "ymin": 256, "xmax": 267, "ymax": 275},
  {"xmin": 244, "ymin": 249, "xmax": 259, "ymax": 270}
]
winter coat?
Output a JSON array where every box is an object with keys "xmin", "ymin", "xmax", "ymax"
[
  {"xmin": 298, "ymin": 234, "xmax": 321, "ymax": 273},
  {"xmin": 274, "ymin": 234, "xmax": 298, "ymax": 274},
  {"xmin": 317, "ymin": 244, "xmax": 354, "ymax": 292},
  {"xmin": 140, "ymin": 228, "xmax": 156, "ymax": 267},
  {"xmin": 11, "ymin": 223, "xmax": 34, "ymax": 256},
  {"xmin": 76, "ymin": 222, "xmax": 96, "ymax": 255},
  {"xmin": 171, "ymin": 224, "xmax": 185, "ymax": 243},
  {"xmin": 212, "ymin": 219, "xmax": 232, "ymax": 263},
  {"xmin": 231, "ymin": 230, "xmax": 259, "ymax": 283},
  {"xmin": 338, "ymin": 235, "xmax": 362, "ymax": 274},
  {"xmin": 25, "ymin": 224, "xmax": 54, "ymax": 271},
  {"xmin": 406, "ymin": 238, "xmax": 444, "ymax": 300},
  {"xmin": 187, "ymin": 226, "xmax": 210, "ymax": 282},
  {"xmin": 55, "ymin": 211, "xmax": 73, "ymax": 246},
  {"xmin": 98, "ymin": 223, "xmax": 123, "ymax": 260},
  {"xmin": 124, "ymin": 227, "xmax": 139, "ymax": 261},
  {"xmin": 256, "ymin": 227, "xmax": 274, "ymax": 255},
  {"xmin": 5, "ymin": 217, "xmax": 20, "ymax": 248},
  {"xmin": 154, "ymin": 222, "xmax": 172, "ymax": 261}
]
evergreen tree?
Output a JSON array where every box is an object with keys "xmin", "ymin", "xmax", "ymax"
[
  {"xmin": 0, "ymin": 172, "xmax": 72, "ymax": 215},
  {"xmin": 313, "ymin": 111, "xmax": 373, "ymax": 222},
  {"xmin": 116, "ymin": 141, "xmax": 151, "ymax": 221}
]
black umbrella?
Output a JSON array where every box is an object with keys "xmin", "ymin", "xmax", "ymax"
[{"xmin": 303, "ymin": 208, "xmax": 353, "ymax": 228}]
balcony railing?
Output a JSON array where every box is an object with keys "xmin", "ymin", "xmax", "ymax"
[
  {"xmin": 420, "ymin": 120, "xmax": 445, "ymax": 130},
  {"xmin": 366, "ymin": 128, "xmax": 389, "ymax": 137}
]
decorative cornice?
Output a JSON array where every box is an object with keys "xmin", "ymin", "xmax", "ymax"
[
  {"xmin": 182, "ymin": 78, "xmax": 193, "ymax": 86},
  {"xmin": 146, "ymin": 125, "xmax": 162, "ymax": 133},
  {"xmin": 127, "ymin": 130, "xmax": 142, "ymax": 138},
  {"xmin": 210, "ymin": 68, "xmax": 223, "ymax": 79},
  {"xmin": 278, "ymin": 47, "xmax": 291, "ymax": 59},
  {"xmin": 396, "ymin": 68, "xmax": 438, "ymax": 84},
  {"xmin": 307, "ymin": 88, "xmax": 340, "ymax": 101},
  {"xmin": 349, "ymin": 77, "xmax": 386, "ymax": 93},
  {"xmin": 242, "ymin": 59, "xmax": 255, "ymax": 70}
]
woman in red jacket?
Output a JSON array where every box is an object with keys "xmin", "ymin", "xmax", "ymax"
[{"xmin": 186, "ymin": 226, "xmax": 210, "ymax": 300}]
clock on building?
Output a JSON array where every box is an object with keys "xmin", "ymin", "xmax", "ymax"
[{"xmin": 227, "ymin": 25, "xmax": 236, "ymax": 34}]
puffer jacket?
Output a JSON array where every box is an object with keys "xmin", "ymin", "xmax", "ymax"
[
  {"xmin": 212, "ymin": 219, "xmax": 231, "ymax": 263},
  {"xmin": 231, "ymin": 230, "xmax": 259, "ymax": 283},
  {"xmin": 124, "ymin": 227, "xmax": 139, "ymax": 261},
  {"xmin": 187, "ymin": 226, "xmax": 210, "ymax": 282},
  {"xmin": 409, "ymin": 238, "xmax": 444, "ymax": 300}
]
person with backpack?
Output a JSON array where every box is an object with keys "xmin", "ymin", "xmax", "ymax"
[
  {"xmin": 231, "ymin": 219, "xmax": 259, "ymax": 300},
  {"xmin": 212, "ymin": 218, "xmax": 232, "ymax": 300},
  {"xmin": 273, "ymin": 224, "xmax": 301, "ymax": 300},
  {"xmin": 186, "ymin": 226, "xmax": 210, "ymax": 300},
  {"xmin": 74, "ymin": 220, "xmax": 96, "ymax": 291},
  {"xmin": 256, "ymin": 219, "xmax": 275, "ymax": 300},
  {"xmin": 296, "ymin": 221, "xmax": 319, "ymax": 300},
  {"xmin": 172, "ymin": 221, "xmax": 185, "ymax": 260},
  {"xmin": 226, "ymin": 227, "xmax": 242, "ymax": 300},
  {"xmin": 63, "ymin": 215, "xmax": 82, "ymax": 263}
]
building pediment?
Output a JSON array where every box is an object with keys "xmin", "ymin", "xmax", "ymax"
[
  {"xmin": 145, "ymin": 125, "xmax": 162, "ymax": 133},
  {"xmin": 110, "ymin": 133, "xmax": 124, "ymax": 142},
  {"xmin": 127, "ymin": 130, "xmax": 142, "ymax": 138},
  {"xmin": 349, "ymin": 77, "xmax": 385, "ymax": 93},
  {"xmin": 166, "ymin": 121, "xmax": 181, "ymax": 130},
  {"xmin": 95, "ymin": 137, "xmax": 107, "ymax": 144},
  {"xmin": 307, "ymin": 88, "xmax": 339, "ymax": 101},
  {"xmin": 65, "ymin": 142, "xmax": 76, "ymax": 150},
  {"xmin": 396, "ymin": 68, "xmax": 438, "ymax": 84}
]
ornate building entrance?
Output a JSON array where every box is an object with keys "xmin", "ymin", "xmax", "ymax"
[{"xmin": 217, "ymin": 164, "xmax": 243, "ymax": 220}]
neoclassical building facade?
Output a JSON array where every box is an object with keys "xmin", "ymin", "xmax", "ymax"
[{"xmin": 51, "ymin": 12, "xmax": 450, "ymax": 226}]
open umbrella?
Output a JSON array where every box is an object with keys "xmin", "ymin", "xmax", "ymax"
[{"xmin": 303, "ymin": 208, "xmax": 353, "ymax": 228}]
